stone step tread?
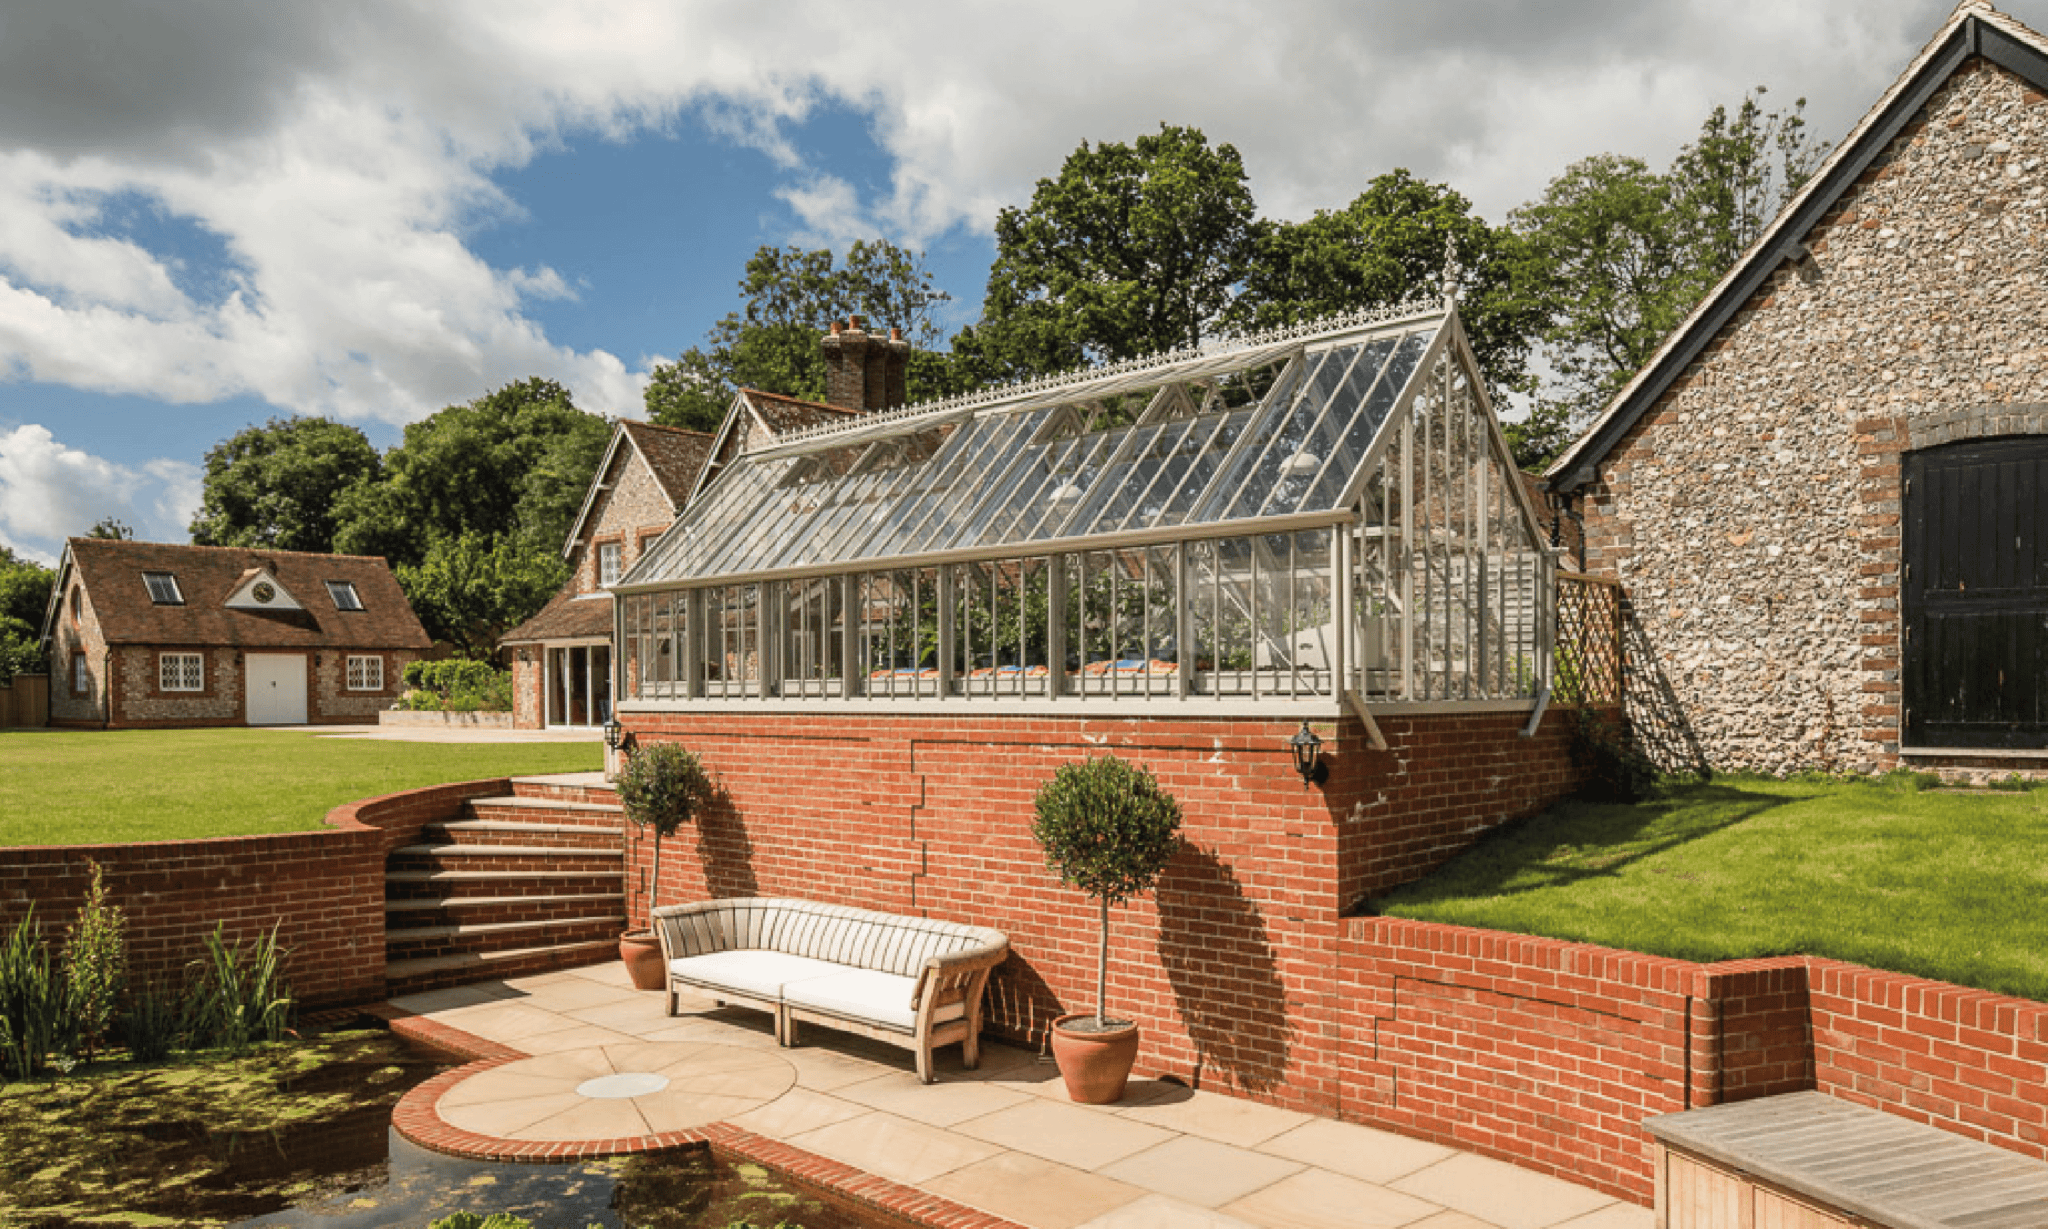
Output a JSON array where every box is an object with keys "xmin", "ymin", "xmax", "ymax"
[
  {"xmin": 385, "ymin": 869, "xmax": 619, "ymax": 882},
  {"xmin": 388, "ymin": 915, "xmax": 624, "ymax": 941},
  {"xmin": 386, "ymin": 940, "xmax": 617, "ymax": 981},
  {"xmin": 431, "ymin": 819, "xmax": 624, "ymax": 835},
  {"xmin": 511, "ymin": 772, "xmax": 612, "ymax": 788},
  {"xmin": 467, "ymin": 795, "xmax": 622, "ymax": 814},
  {"xmin": 391, "ymin": 843, "xmax": 623, "ymax": 859},
  {"xmin": 386, "ymin": 893, "xmax": 622, "ymax": 912}
]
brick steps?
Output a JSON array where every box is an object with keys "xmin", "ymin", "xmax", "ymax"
[{"xmin": 383, "ymin": 775, "xmax": 626, "ymax": 998}]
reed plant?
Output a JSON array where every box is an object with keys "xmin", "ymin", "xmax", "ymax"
[
  {"xmin": 63, "ymin": 862, "xmax": 126, "ymax": 1064},
  {"xmin": 120, "ymin": 978, "xmax": 188, "ymax": 1063},
  {"xmin": 187, "ymin": 923, "xmax": 293, "ymax": 1054},
  {"xmin": 0, "ymin": 908, "xmax": 71, "ymax": 1079}
]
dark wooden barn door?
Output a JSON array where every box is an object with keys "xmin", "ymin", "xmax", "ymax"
[{"xmin": 1902, "ymin": 436, "xmax": 2048, "ymax": 749}]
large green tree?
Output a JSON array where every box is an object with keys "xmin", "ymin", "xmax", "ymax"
[
  {"xmin": 394, "ymin": 532, "xmax": 567, "ymax": 659},
  {"xmin": 0, "ymin": 546, "xmax": 54, "ymax": 678},
  {"xmin": 1511, "ymin": 88, "xmax": 1824, "ymax": 453},
  {"xmin": 645, "ymin": 241, "xmax": 953, "ymax": 430},
  {"xmin": 332, "ymin": 378, "xmax": 609, "ymax": 568},
  {"xmin": 1229, "ymin": 169, "xmax": 1542, "ymax": 401},
  {"xmin": 189, "ymin": 416, "xmax": 383, "ymax": 553},
  {"xmin": 972, "ymin": 124, "xmax": 1258, "ymax": 379}
]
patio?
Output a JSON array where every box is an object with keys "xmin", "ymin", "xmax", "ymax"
[{"xmin": 385, "ymin": 961, "xmax": 1649, "ymax": 1229}]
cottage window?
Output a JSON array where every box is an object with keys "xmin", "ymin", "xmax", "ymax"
[
  {"xmin": 159, "ymin": 652, "xmax": 204, "ymax": 692},
  {"xmin": 325, "ymin": 581, "xmax": 364, "ymax": 611},
  {"xmin": 72, "ymin": 652, "xmax": 88, "ymax": 694},
  {"xmin": 599, "ymin": 542, "xmax": 622, "ymax": 587},
  {"xmin": 143, "ymin": 572, "xmax": 183, "ymax": 605},
  {"xmin": 614, "ymin": 304, "xmax": 1556, "ymax": 714},
  {"xmin": 346, "ymin": 655, "xmax": 384, "ymax": 691}
]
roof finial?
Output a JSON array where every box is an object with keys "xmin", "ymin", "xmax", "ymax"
[{"xmin": 1441, "ymin": 234, "xmax": 1463, "ymax": 309}]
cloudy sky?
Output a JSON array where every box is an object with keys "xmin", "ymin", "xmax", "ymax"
[{"xmin": 0, "ymin": 0, "xmax": 2020, "ymax": 561}]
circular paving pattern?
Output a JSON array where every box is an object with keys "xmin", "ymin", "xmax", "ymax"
[{"xmin": 433, "ymin": 1042, "xmax": 796, "ymax": 1143}]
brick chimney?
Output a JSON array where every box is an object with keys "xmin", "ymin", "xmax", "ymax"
[{"xmin": 820, "ymin": 314, "xmax": 910, "ymax": 413}]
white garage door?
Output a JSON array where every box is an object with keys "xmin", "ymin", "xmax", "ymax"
[{"xmin": 245, "ymin": 654, "xmax": 307, "ymax": 726}]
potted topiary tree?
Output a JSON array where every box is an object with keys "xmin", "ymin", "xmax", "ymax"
[
  {"xmin": 616, "ymin": 741, "xmax": 716, "ymax": 990},
  {"xmin": 1031, "ymin": 754, "xmax": 1182, "ymax": 1103}
]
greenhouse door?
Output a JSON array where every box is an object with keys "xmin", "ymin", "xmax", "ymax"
[{"xmin": 1902, "ymin": 437, "xmax": 2048, "ymax": 749}]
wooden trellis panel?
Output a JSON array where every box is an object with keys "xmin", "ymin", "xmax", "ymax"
[{"xmin": 1555, "ymin": 572, "xmax": 1622, "ymax": 705}]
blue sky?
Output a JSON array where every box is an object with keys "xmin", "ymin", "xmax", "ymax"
[{"xmin": 0, "ymin": 0, "xmax": 2015, "ymax": 562}]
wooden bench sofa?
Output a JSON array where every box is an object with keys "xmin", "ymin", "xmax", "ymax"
[{"xmin": 650, "ymin": 897, "xmax": 1009, "ymax": 1083}]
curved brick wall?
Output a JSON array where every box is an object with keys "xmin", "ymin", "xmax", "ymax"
[{"xmin": 0, "ymin": 778, "xmax": 512, "ymax": 1008}]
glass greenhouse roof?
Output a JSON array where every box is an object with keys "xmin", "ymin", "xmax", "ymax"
[{"xmin": 625, "ymin": 304, "xmax": 1457, "ymax": 589}]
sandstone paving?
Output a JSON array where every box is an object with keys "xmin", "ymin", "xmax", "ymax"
[
  {"xmin": 1112, "ymin": 1087, "xmax": 1313, "ymax": 1147},
  {"xmin": 1095, "ymin": 1134, "xmax": 1305, "ymax": 1208},
  {"xmin": 922, "ymin": 1151, "xmax": 1147, "ymax": 1229},
  {"xmin": 1256, "ymin": 1116, "xmax": 1458, "ymax": 1185},
  {"xmin": 787, "ymin": 1109, "xmax": 1007, "ymax": 1186},
  {"xmin": 407, "ymin": 969, "xmax": 1650, "ymax": 1229},
  {"xmin": 1392, "ymin": 1153, "xmax": 1618, "ymax": 1229},
  {"xmin": 1219, "ymin": 1167, "xmax": 1447, "ymax": 1229}
]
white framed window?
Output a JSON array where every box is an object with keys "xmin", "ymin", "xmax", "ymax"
[
  {"xmin": 143, "ymin": 572, "xmax": 183, "ymax": 605},
  {"xmin": 346, "ymin": 654, "xmax": 383, "ymax": 691},
  {"xmin": 72, "ymin": 652, "xmax": 88, "ymax": 694},
  {"xmin": 599, "ymin": 542, "xmax": 622, "ymax": 587},
  {"xmin": 159, "ymin": 652, "xmax": 204, "ymax": 692},
  {"xmin": 326, "ymin": 580, "xmax": 364, "ymax": 611}
]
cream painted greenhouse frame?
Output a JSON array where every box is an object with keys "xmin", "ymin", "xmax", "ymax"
[{"xmin": 614, "ymin": 301, "xmax": 1555, "ymax": 722}]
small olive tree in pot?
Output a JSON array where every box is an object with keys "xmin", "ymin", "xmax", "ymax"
[
  {"xmin": 1031, "ymin": 754, "xmax": 1182, "ymax": 1103},
  {"xmin": 616, "ymin": 742, "xmax": 716, "ymax": 990}
]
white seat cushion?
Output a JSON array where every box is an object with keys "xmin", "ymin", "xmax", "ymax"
[
  {"xmin": 781, "ymin": 968, "xmax": 922, "ymax": 1033},
  {"xmin": 667, "ymin": 950, "xmax": 849, "ymax": 1000}
]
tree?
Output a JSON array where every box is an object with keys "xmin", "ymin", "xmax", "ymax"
[
  {"xmin": 332, "ymin": 378, "xmax": 609, "ymax": 568},
  {"xmin": 646, "ymin": 241, "xmax": 954, "ymax": 429},
  {"xmin": 0, "ymin": 547, "xmax": 52, "ymax": 680},
  {"xmin": 973, "ymin": 124, "xmax": 1258, "ymax": 379},
  {"xmin": 85, "ymin": 518, "xmax": 132, "ymax": 540},
  {"xmin": 189, "ymin": 417, "xmax": 383, "ymax": 554},
  {"xmin": 1229, "ymin": 169, "xmax": 1542, "ymax": 402},
  {"xmin": 394, "ymin": 533, "xmax": 567, "ymax": 658},
  {"xmin": 1512, "ymin": 88, "xmax": 1825, "ymax": 450}
]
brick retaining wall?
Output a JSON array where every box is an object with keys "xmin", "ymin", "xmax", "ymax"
[{"xmin": 0, "ymin": 779, "xmax": 509, "ymax": 1008}]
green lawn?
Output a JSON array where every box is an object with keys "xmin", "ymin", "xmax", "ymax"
[
  {"xmin": 0, "ymin": 728, "xmax": 601, "ymax": 846},
  {"xmin": 1372, "ymin": 774, "xmax": 2048, "ymax": 1002}
]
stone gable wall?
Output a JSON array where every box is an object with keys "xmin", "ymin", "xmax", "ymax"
[
  {"xmin": 567, "ymin": 444, "xmax": 673, "ymax": 597},
  {"xmin": 47, "ymin": 576, "xmax": 106, "ymax": 726},
  {"xmin": 1580, "ymin": 60, "xmax": 2048, "ymax": 773}
]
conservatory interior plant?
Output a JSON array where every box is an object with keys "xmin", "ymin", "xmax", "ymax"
[
  {"xmin": 614, "ymin": 741, "xmax": 716, "ymax": 990},
  {"xmin": 1030, "ymin": 753, "xmax": 1183, "ymax": 1103}
]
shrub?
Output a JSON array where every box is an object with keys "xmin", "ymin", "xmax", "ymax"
[
  {"xmin": 1031, "ymin": 755, "xmax": 1182, "ymax": 1029},
  {"xmin": 63, "ymin": 862, "xmax": 126, "ymax": 1063},
  {"xmin": 399, "ymin": 658, "xmax": 512, "ymax": 712},
  {"xmin": 617, "ymin": 743, "xmax": 715, "ymax": 913}
]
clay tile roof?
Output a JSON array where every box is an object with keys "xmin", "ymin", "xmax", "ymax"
[
  {"xmin": 67, "ymin": 539, "xmax": 431, "ymax": 649},
  {"xmin": 620, "ymin": 421, "xmax": 714, "ymax": 509},
  {"xmin": 500, "ymin": 591, "xmax": 613, "ymax": 645},
  {"xmin": 740, "ymin": 388, "xmax": 861, "ymax": 435}
]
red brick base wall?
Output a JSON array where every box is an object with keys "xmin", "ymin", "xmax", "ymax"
[
  {"xmin": 0, "ymin": 779, "xmax": 510, "ymax": 1008},
  {"xmin": 620, "ymin": 707, "xmax": 1590, "ymax": 1117}
]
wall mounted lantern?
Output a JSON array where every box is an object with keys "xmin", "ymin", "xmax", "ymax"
[
  {"xmin": 1289, "ymin": 721, "xmax": 1327, "ymax": 787},
  {"xmin": 603, "ymin": 718, "xmax": 629, "ymax": 754}
]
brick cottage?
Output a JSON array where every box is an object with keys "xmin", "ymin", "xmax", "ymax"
[{"xmin": 42, "ymin": 538, "xmax": 430, "ymax": 728}]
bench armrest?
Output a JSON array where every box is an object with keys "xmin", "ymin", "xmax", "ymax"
[{"xmin": 910, "ymin": 941, "xmax": 1008, "ymax": 1009}]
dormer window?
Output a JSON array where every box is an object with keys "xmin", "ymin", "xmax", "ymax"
[
  {"xmin": 143, "ymin": 572, "xmax": 183, "ymax": 605},
  {"xmin": 325, "ymin": 580, "xmax": 364, "ymax": 611},
  {"xmin": 599, "ymin": 542, "xmax": 622, "ymax": 587}
]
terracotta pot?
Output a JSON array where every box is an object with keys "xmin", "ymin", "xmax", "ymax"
[
  {"xmin": 619, "ymin": 929, "xmax": 665, "ymax": 991},
  {"xmin": 1050, "ymin": 1013, "xmax": 1140, "ymax": 1104}
]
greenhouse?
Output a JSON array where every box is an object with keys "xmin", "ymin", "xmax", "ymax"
[{"xmin": 614, "ymin": 301, "xmax": 1554, "ymax": 718}]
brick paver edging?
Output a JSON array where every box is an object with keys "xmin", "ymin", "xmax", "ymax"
[{"xmin": 373, "ymin": 1005, "xmax": 1027, "ymax": 1229}]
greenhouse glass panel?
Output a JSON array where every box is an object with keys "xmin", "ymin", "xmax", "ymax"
[{"xmin": 618, "ymin": 303, "xmax": 1552, "ymax": 713}]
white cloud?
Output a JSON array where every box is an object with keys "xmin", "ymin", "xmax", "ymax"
[
  {"xmin": 0, "ymin": 0, "xmax": 2017, "ymax": 439},
  {"xmin": 0, "ymin": 425, "xmax": 196, "ymax": 558}
]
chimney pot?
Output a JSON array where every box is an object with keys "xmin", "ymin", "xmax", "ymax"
[
  {"xmin": 889, "ymin": 327, "xmax": 903, "ymax": 341},
  {"xmin": 849, "ymin": 314, "xmax": 866, "ymax": 332},
  {"xmin": 830, "ymin": 319, "xmax": 844, "ymax": 334}
]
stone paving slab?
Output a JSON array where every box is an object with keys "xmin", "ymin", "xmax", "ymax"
[{"xmin": 388, "ymin": 961, "xmax": 1654, "ymax": 1229}]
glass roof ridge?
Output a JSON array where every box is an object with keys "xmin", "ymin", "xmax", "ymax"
[{"xmin": 760, "ymin": 296, "xmax": 1449, "ymax": 454}]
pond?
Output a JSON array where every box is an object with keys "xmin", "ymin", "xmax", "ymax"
[{"xmin": 0, "ymin": 1023, "xmax": 907, "ymax": 1228}]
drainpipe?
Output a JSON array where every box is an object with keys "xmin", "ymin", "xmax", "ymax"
[{"xmin": 101, "ymin": 646, "xmax": 113, "ymax": 729}]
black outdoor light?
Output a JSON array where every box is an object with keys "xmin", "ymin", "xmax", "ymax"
[
  {"xmin": 603, "ymin": 718, "xmax": 628, "ymax": 753},
  {"xmin": 1289, "ymin": 720, "xmax": 1327, "ymax": 787}
]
